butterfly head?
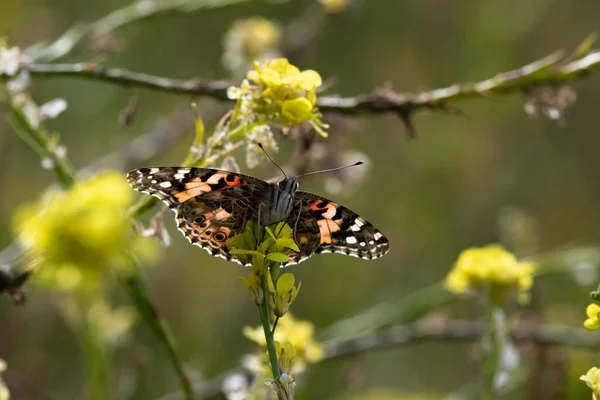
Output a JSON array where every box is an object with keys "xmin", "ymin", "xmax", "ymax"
[{"xmin": 277, "ymin": 176, "xmax": 299, "ymax": 194}]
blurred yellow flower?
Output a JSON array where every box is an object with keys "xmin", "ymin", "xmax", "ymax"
[
  {"xmin": 585, "ymin": 304, "xmax": 600, "ymax": 330},
  {"xmin": 61, "ymin": 296, "xmax": 138, "ymax": 347},
  {"xmin": 444, "ymin": 245, "xmax": 536, "ymax": 304},
  {"xmin": 581, "ymin": 367, "xmax": 600, "ymax": 399},
  {"xmin": 0, "ymin": 359, "xmax": 8, "ymax": 400},
  {"xmin": 13, "ymin": 171, "xmax": 157, "ymax": 292},
  {"xmin": 227, "ymin": 58, "xmax": 328, "ymax": 137},
  {"xmin": 222, "ymin": 17, "xmax": 281, "ymax": 75},
  {"xmin": 319, "ymin": 0, "xmax": 352, "ymax": 13},
  {"xmin": 244, "ymin": 313, "xmax": 324, "ymax": 367}
]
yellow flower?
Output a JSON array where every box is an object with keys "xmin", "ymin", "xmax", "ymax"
[
  {"xmin": 243, "ymin": 313, "xmax": 324, "ymax": 367},
  {"xmin": 228, "ymin": 58, "xmax": 328, "ymax": 136},
  {"xmin": 585, "ymin": 304, "xmax": 600, "ymax": 330},
  {"xmin": 319, "ymin": 0, "xmax": 352, "ymax": 13},
  {"xmin": 444, "ymin": 245, "xmax": 536, "ymax": 304},
  {"xmin": 13, "ymin": 171, "xmax": 157, "ymax": 292},
  {"xmin": 222, "ymin": 17, "xmax": 281, "ymax": 74},
  {"xmin": 61, "ymin": 295, "xmax": 138, "ymax": 347},
  {"xmin": 0, "ymin": 359, "xmax": 8, "ymax": 400},
  {"xmin": 581, "ymin": 367, "xmax": 600, "ymax": 399}
]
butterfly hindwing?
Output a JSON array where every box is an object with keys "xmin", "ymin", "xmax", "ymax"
[{"xmin": 283, "ymin": 192, "xmax": 389, "ymax": 266}]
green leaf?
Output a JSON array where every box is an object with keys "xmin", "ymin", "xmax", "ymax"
[
  {"xmin": 276, "ymin": 238, "xmax": 300, "ymax": 252},
  {"xmin": 226, "ymin": 233, "xmax": 246, "ymax": 249},
  {"xmin": 243, "ymin": 221, "xmax": 256, "ymax": 248},
  {"xmin": 265, "ymin": 226, "xmax": 277, "ymax": 241},
  {"xmin": 276, "ymin": 223, "xmax": 292, "ymax": 239},
  {"xmin": 230, "ymin": 249, "xmax": 265, "ymax": 258},
  {"xmin": 266, "ymin": 252, "xmax": 290, "ymax": 263}
]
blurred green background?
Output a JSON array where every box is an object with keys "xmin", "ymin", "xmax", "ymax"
[{"xmin": 2, "ymin": 0, "xmax": 600, "ymax": 399}]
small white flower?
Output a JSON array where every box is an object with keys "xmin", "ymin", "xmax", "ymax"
[
  {"xmin": 245, "ymin": 125, "xmax": 278, "ymax": 168},
  {"xmin": 0, "ymin": 46, "xmax": 22, "ymax": 76},
  {"xmin": 227, "ymin": 86, "xmax": 242, "ymax": 100},
  {"xmin": 40, "ymin": 98, "xmax": 68, "ymax": 120}
]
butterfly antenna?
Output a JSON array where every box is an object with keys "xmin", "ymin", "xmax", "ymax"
[
  {"xmin": 296, "ymin": 161, "xmax": 364, "ymax": 178},
  {"xmin": 256, "ymin": 142, "xmax": 288, "ymax": 179}
]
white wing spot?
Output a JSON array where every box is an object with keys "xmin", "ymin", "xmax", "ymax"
[
  {"xmin": 350, "ymin": 224, "xmax": 361, "ymax": 232},
  {"xmin": 374, "ymin": 232, "xmax": 383, "ymax": 241},
  {"xmin": 149, "ymin": 168, "xmax": 160, "ymax": 174},
  {"xmin": 346, "ymin": 236, "xmax": 357, "ymax": 244},
  {"xmin": 177, "ymin": 169, "xmax": 190, "ymax": 174},
  {"xmin": 369, "ymin": 240, "xmax": 375, "ymax": 245},
  {"xmin": 159, "ymin": 181, "xmax": 172, "ymax": 188},
  {"xmin": 174, "ymin": 173, "xmax": 186, "ymax": 180},
  {"xmin": 151, "ymin": 180, "xmax": 157, "ymax": 184},
  {"xmin": 359, "ymin": 242, "xmax": 366, "ymax": 247},
  {"xmin": 354, "ymin": 219, "xmax": 364, "ymax": 227}
]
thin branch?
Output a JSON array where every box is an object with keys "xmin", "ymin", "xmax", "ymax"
[
  {"xmin": 7, "ymin": 50, "xmax": 600, "ymax": 120},
  {"xmin": 323, "ymin": 318, "xmax": 600, "ymax": 359},
  {"xmin": 14, "ymin": 63, "xmax": 232, "ymax": 99},
  {"xmin": 26, "ymin": 0, "xmax": 251, "ymax": 62},
  {"xmin": 160, "ymin": 319, "xmax": 600, "ymax": 400}
]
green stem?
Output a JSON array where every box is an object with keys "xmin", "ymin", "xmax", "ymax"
[
  {"xmin": 258, "ymin": 271, "xmax": 284, "ymax": 400},
  {"xmin": 119, "ymin": 256, "xmax": 196, "ymax": 400},
  {"xmin": 80, "ymin": 306, "xmax": 110, "ymax": 400},
  {"xmin": 482, "ymin": 299, "xmax": 500, "ymax": 400},
  {"xmin": 259, "ymin": 273, "xmax": 281, "ymax": 379}
]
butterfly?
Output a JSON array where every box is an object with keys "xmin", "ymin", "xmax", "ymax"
[{"xmin": 126, "ymin": 167, "xmax": 389, "ymax": 266}]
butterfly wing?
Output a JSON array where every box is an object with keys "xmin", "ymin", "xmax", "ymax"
[
  {"xmin": 283, "ymin": 191, "xmax": 389, "ymax": 266},
  {"xmin": 127, "ymin": 167, "xmax": 268, "ymax": 265}
]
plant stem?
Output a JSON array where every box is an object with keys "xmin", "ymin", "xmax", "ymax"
[
  {"xmin": 258, "ymin": 272, "xmax": 284, "ymax": 400},
  {"xmin": 482, "ymin": 300, "xmax": 500, "ymax": 400},
  {"xmin": 119, "ymin": 256, "xmax": 196, "ymax": 400}
]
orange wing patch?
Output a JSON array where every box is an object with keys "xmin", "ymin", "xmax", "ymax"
[{"xmin": 175, "ymin": 172, "xmax": 244, "ymax": 202}]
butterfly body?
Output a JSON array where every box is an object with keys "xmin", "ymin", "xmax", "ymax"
[{"xmin": 127, "ymin": 167, "xmax": 389, "ymax": 266}]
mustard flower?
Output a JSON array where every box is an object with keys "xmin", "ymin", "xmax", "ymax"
[
  {"xmin": 222, "ymin": 17, "xmax": 281, "ymax": 75},
  {"xmin": 227, "ymin": 58, "xmax": 328, "ymax": 138},
  {"xmin": 319, "ymin": 0, "xmax": 352, "ymax": 13},
  {"xmin": 243, "ymin": 313, "xmax": 324, "ymax": 370},
  {"xmin": 585, "ymin": 303, "xmax": 600, "ymax": 330},
  {"xmin": 444, "ymin": 245, "xmax": 536, "ymax": 304},
  {"xmin": 0, "ymin": 359, "xmax": 8, "ymax": 400},
  {"xmin": 581, "ymin": 367, "xmax": 600, "ymax": 399},
  {"xmin": 13, "ymin": 171, "xmax": 157, "ymax": 292},
  {"xmin": 60, "ymin": 296, "xmax": 138, "ymax": 347}
]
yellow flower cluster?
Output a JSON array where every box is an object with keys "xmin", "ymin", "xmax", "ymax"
[
  {"xmin": 243, "ymin": 313, "xmax": 324, "ymax": 375},
  {"xmin": 227, "ymin": 58, "xmax": 328, "ymax": 137},
  {"xmin": 13, "ymin": 171, "xmax": 156, "ymax": 292},
  {"xmin": 0, "ymin": 359, "xmax": 8, "ymax": 400},
  {"xmin": 444, "ymin": 245, "xmax": 536, "ymax": 304},
  {"xmin": 585, "ymin": 304, "xmax": 600, "ymax": 330},
  {"xmin": 581, "ymin": 367, "xmax": 600, "ymax": 399}
]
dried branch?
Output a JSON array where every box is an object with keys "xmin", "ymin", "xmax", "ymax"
[
  {"xmin": 159, "ymin": 318, "xmax": 600, "ymax": 400},
  {"xmin": 27, "ymin": 0, "xmax": 251, "ymax": 62},
  {"xmin": 323, "ymin": 318, "xmax": 600, "ymax": 360},
  {"xmin": 6, "ymin": 49, "xmax": 600, "ymax": 132}
]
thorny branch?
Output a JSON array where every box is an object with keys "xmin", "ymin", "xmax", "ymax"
[
  {"xmin": 159, "ymin": 318, "xmax": 600, "ymax": 400},
  {"xmin": 5, "ymin": 49, "xmax": 600, "ymax": 136}
]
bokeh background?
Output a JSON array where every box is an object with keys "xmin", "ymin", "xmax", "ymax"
[{"xmin": 2, "ymin": 0, "xmax": 600, "ymax": 399}]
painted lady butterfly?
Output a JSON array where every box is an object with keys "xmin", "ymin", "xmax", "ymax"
[{"xmin": 126, "ymin": 167, "xmax": 389, "ymax": 266}]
